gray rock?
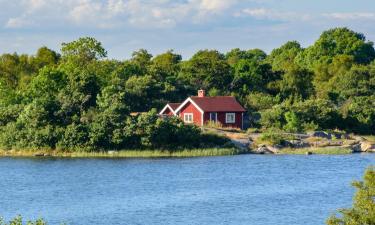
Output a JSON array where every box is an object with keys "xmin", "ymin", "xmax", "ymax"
[
  {"xmin": 312, "ymin": 131, "xmax": 332, "ymax": 139},
  {"xmin": 253, "ymin": 146, "xmax": 274, "ymax": 154},
  {"xmin": 288, "ymin": 140, "xmax": 310, "ymax": 148}
]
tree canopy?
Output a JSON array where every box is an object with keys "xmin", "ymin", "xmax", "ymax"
[{"xmin": 0, "ymin": 27, "xmax": 374, "ymax": 151}]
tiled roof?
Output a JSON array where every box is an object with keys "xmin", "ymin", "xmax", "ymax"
[
  {"xmin": 168, "ymin": 103, "xmax": 181, "ymax": 110},
  {"xmin": 190, "ymin": 96, "xmax": 246, "ymax": 112}
]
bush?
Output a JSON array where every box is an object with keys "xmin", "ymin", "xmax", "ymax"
[
  {"xmin": 257, "ymin": 129, "xmax": 286, "ymax": 145},
  {"xmin": 0, "ymin": 215, "xmax": 46, "ymax": 225},
  {"xmin": 327, "ymin": 167, "xmax": 375, "ymax": 225}
]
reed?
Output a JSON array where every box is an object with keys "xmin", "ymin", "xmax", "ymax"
[
  {"xmin": 279, "ymin": 147, "xmax": 353, "ymax": 155},
  {"xmin": 0, "ymin": 148, "xmax": 241, "ymax": 158}
]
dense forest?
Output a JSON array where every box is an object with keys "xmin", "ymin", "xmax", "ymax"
[{"xmin": 0, "ymin": 27, "xmax": 374, "ymax": 151}]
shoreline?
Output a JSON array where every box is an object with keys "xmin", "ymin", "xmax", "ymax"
[
  {"xmin": 0, "ymin": 147, "xmax": 372, "ymax": 159},
  {"xmin": 0, "ymin": 148, "xmax": 242, "ymax": 158}
]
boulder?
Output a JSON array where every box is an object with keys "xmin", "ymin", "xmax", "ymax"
[
  {"xmin": 253, "ymin": 146, "xmax": 274, "ymax": 154},
  {"xmin": 360, "ymin": 141, "xmax": 375, "ymax": 152},
  {"xmin": 349, "ymin": 144, "xmax": 362, "ymax": 152},
  {"xmin": 288, "ymin": 140, "xmax": 310, "ymax": 148},
  {"xmin": 267, "ymin": 145, "xmax": 281, "ymax": 154},
  {"xmin": 312, "ymin": 131, "xmax": 332, "ymax": 139}
]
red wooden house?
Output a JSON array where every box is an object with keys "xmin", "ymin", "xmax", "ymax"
[{"xmin": 159, "ymin": 90, "xmax": 246, "ymax": 129}]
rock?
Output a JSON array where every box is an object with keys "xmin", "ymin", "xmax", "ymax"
[
  {"xmin": 306, "ymin": 151, "xmax": 312, "ymax": 155},
  {"xmin": 332, "ymin": 133, "xmax": 342, "ymax": 139},
  {"xmin": 360, "ymin": 141, "xmax": 375, "ymax": 152},
  {"xmin": 253, "ymin": 146, "xmax": 274, "ymax": 154},
  {"xmin": 288, "ymin": 140, "xmax": 310, "ymax": 148},
  {"xmin": 349, "ymin": 144, "xmax": 362, "ymax": 152},
  {"xmin": 354, "ymin": 136, "xmax": 366, "ymax": 142},
  {"xmin": 267, "ymin": 145, "xmax": 280, "ymax": 154},
  {"xmin": 43, "ymin": 153, "xmax": 51, "ymax": 157},
  {"xmin": 312, "ymin": 131, "xmax": 332, "ymax": 139}
]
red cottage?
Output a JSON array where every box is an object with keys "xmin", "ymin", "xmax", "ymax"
[{"xmin": 159, "ymin": 90, "xmax": 246, "ymax": 129}]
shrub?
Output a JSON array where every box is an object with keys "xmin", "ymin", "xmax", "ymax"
[
  {"xmin": 327, "ymin": 167, "xmax": 375, "ymax": 225},
  {"xmin": 257, "ymin": 129, "xmax": 286, "ymax": 145},
  {"xmin": 0, "ymin": 215, "xmax": 46, "ymax": 225}
]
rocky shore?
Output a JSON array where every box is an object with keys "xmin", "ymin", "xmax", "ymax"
[{"xmin": 252, "ymin": 131, "xmax": 375, "ymax": 154}]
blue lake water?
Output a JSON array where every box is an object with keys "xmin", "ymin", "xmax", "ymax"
[{"xmin": 0, "ymin": 154, "xmax": 374, "ymax": 225}]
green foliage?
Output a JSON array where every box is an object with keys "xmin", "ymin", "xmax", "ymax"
[
  {"xmin": 267, "ymin": 41, "xmax": 303, "ymax": 72},
  {"xmin": 0, "ymin": 27, "xmax": 375, "ymax": 152},
  {"xmin": 283, "ymin": 111, "xmax": 302, "ymax": 133},
  {"xmin": 0, "ymin": 215, "xmax": 46, "ymax": 225},
  {"xmin": 327, "ymin": 166, "xmax": 375, "ymax": 225},
  {"xmin": 61, "ymin": 37, "xmax": 107, "ymax": 63},
  {"xmin": 298, "ymin": 27, "xmax": 375, "ymax": 68},
  {"xmin": 257, "ymin": 129, "xmax": 288, "ymax": 145},
  {"xmin": 179, "ymin": 50, "xmax": 232, "ymax": 91}
]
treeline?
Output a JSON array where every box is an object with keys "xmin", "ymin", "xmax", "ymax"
[{"xmin": 0, "ymin": 27, "xmax": 374, "ymax": 151}]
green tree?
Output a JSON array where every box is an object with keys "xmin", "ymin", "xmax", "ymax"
[
  {"xmin": 267, "ymin": 41, "xmax": 303, "ymax": 72},
  {"xmin": 298, "ymin": 27, "xmax": 375, "ymax": 68},
  {"xmin": 179, "ymin": 50, "xmax": 232, "ymax": 91},
  {"xmin": 61, "ymin": 37, "xmax": 107, "ymax": 64},
  {"xmin": 327, "ymin": 167, "xmax": 375, "ymax": 225}
]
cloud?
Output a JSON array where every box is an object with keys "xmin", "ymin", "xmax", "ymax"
[
  {"xmin": 238, "ymin": 8, "xmax": 312, "ymax": 21},
  {"xmin": 199, "ymin": 0, "xmax": 237, "ymax": 12},
  {"xmin": 5, "ymin": 17, "xmax": 32, "ymax": 28},
  {"xmin": 3, "ymin": 0, "xmax": 242, "ymax": 29},
  {"xmin": 324, "ymin": 12, "xmax": 375, "ymax": 20}
]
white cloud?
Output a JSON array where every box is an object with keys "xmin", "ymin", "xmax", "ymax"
[
  {"xmin": 3, "ymin": 0, "xmax": 242, "ymax": 29},
  {"xmin": 239, "ymin": 8, "xmax": 311, "ymax": 21},
  {"xmin": 199, "ymin": 0, "xmax": 237, "ymax": 12},
  {"xmin": 5, "ymin": 17, "xmax": 32, "ymax": 28},
  {"xmin": 324, "ymin": 12, "xmax": 375, "ymax": 20}
]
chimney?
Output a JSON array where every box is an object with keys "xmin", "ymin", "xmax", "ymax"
[{"xmin": 198, "ymin": 89, "xmax": 205, "ymax": 97}]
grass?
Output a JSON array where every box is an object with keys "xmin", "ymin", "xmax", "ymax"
[
  {"xmin": 0, "ymin": 148, "xmax": 241, "ymax": 158},
  {"xmin": 279, "ymin": 147, "xmax": 353, "ymax": 155},
  {"xmin": 362, "ymin": 135, "xmax": 375, "ymax": 142}
]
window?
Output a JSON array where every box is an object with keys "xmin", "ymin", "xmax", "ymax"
[
  {"xmin": 209, "ymin": 112, "xmax": 217, "ymax": 122},
  {"xmin": 184, "ymin": 113, "xmax": 193, "ymax": 123},
  {"xmin": 225, "ymin": 113, "xmax": 235, "ymax": 123}
]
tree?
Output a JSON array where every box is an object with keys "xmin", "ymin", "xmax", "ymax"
[
  {"xmin": 274, "ymin": 66, "xmax": 314, "ymax": 99},
  {"xmin": 267, "ymin": 41, "xmax": 303, "ymax": 72},
  {"xmin": 130, "ymin": 49, "xmax": 152, "ymax": 75},
  {"xmin": 61, "ymin": 37, "xmax": 107, "ymax": 64},
  {"xmin": 230, "ymin": 58, "xmax": 275, "ymax": 98},
  {"xmin": 226, "ymin": 48, "xmax": 267, "ymax": 66},
  {"xmin": 327, "ymin": 167, "xmax": 375, "ymax": 225},
  {"xmin": 31, "ymin": 47, "xmax": 60, "ymax": 69},
  {"xmin": 298, "ymin": 27, "xmax": 375, "ymax": 68},
  {"xmin": 179, "ymin": 50, "xmax": 232, "ymax": 91}
]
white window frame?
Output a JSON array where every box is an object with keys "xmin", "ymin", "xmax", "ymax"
[
  {"xmin": 184, "ymin": 113, "xmax": 194, "ymax": 123},
  {"xmin": 225, "ymin": 113, "xmax": 235, "ymax": 124}
]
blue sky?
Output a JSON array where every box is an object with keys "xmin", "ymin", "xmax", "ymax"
[{"xmin": 1, "ymin": 0, "xmax": 375, "ymax": 59}]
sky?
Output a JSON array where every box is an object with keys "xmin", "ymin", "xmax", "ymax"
[{"xmin": 1, "ymin": 0, "xmax": 375, "ymax": 59}]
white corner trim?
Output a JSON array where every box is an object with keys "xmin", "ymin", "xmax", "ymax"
[
  {"xmin": 201, "ymin": 112, "xmax": 204, "ymax": 126},
  {"xmin": 174, "ymin": 97, "xmax": 204, "ymax": 114},
  {"xmin": 159, "ymin": 104, "xmax": 175, "ymax": 115}
]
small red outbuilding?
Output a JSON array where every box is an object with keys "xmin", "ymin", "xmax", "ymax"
[{"xmin": 159, "ymin": 90, "xmax": 246, "ymax": 129}]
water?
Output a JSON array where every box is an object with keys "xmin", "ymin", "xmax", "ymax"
[{"xmin": 0, "ymin": 154, "xmax": 374, "ymax": 225}]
